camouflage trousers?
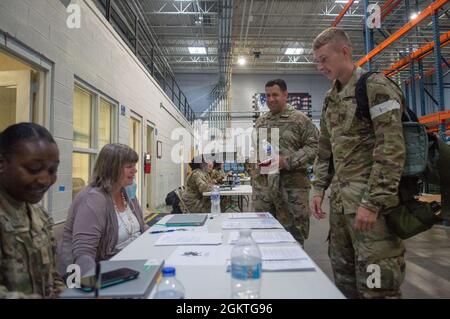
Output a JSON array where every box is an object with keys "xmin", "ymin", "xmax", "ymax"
[
  {"xmin": 254, "ymin": 186, "xmax": 310, "ymax": 246},
  {"xmin": 329, "ymin": 189, "xmax": 406, "ymax": 299}
]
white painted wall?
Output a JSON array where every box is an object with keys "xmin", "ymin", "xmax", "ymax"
[{"xmin": 0, "ymin": 0, "xmax": 193, "ymax": 222}]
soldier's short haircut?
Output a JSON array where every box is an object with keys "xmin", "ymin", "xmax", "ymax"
[
  {"xmin": 0, "ymin": 122, "xmax": 56, "ymax": 158},
  {"xmin": 313, "ymin": 27, "xmax": 353, "ymax": 52},
  {"xmin": 90, "ymin": 143, "xmax": 138, "ymax": 193},
  {"xmin": 265, "ymin": 79, "xmax": 287, "ymax": 92}
]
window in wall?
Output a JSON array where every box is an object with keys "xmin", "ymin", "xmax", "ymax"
[
  {"xmin": 72, "ymin": 85, "xmax": 116, "ymax": 199},
  {"xmin": 99, "ymin": 98, "xmax": 113, "ymax": 150},
  {"xmin": 72, "ymin": 153, "xmax": 91, "ymax": 199},
  {"xmin": 0, "ymin": 50, "xmax": 46, "ymax": 130},
  {"xmin": 73, "ymin": 87, "xmax": 92, "ymax": 148}
]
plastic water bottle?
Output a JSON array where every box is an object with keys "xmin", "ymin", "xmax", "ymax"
[
  {"xmin": 307, "ymin": 166, "xmax": 315, "ymax": 182},
  {"xmin": 230, "ymin": 229, "xmax": 262, "ymax": 299},
  {"xmin": 261, "ymin": 139, "xmax": 272, "ymax": 157},
  {"xmin": 153, "ymin": 267, "xmax": 185, "ymax": 299},
  {"xmin": 211, "ymin": 185, "xmax": 221, "ymax": 217},
  {"xmin": 236, "ymin": 175, "xmax": 241, "ymax": 186},
  {"xmin": 266, "ymin": 144, "xmax": 272, "ymax": 156}
]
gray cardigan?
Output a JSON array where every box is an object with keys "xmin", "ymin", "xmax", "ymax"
[{"xmin": 58, "ymin": 186, "xmax": 148, "ymax": 276}]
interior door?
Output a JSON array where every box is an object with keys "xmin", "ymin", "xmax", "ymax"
[{"xmin": 0, "ymin": 70, "xmax": 31, "ymax": 130}]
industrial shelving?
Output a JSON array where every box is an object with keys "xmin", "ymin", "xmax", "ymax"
[{"xmin": 333, "ymin": 0, "xmax": 449, "ymax": 140}]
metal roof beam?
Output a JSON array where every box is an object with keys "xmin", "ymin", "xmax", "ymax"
[
  {"xmin": 332, "ymin": 0, "xmax": 357, "ymax": 27},
  {"xmin": 357, "ymin": 0, "xmax": 449, "ymax": 67}
]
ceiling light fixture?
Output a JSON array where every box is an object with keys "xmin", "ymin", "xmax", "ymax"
[
  {"xmin": 285, "ymin": 48, "xmax": 304, "ymax": 55},
  {"xmin": 237, "ymin": 56, "xmax": 246, "ymax": 66},
  {"xmin": 335, "ymin": 0, "xmax": 359, "ymax": 4},
  {"xmin": 188, "ymin": 47, "xmax": 207, "ymax": 54},
  {"xmin": 410, "ymin": 12, "xmax": 420, "ymax": 20}
]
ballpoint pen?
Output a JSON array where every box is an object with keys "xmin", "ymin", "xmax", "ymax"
[{"xmin": 149, "ymin": 229, "xmax": 187, "ymax": 234}]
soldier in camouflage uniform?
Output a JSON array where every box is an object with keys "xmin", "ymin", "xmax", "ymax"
[
  {"xmin": 0, "ymin": 123, "xmax": 65, "ymax": 298},
  {"xmin": 181, "ymin": 155, "xmax": 215, "ymax": 213},
  {"xmin": 252, "ymin": 79, "xmax": 319, "ymax": 246},
  {"xmin": 210, "ymin": 162, "xmax": 228, "ymax": 184},
  {"xmin": 311, "ymin": 28, "xmax": 406, "ymax": 298}
]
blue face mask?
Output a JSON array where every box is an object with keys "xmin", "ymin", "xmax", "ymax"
[{"xmin": 125, "ymin": 179, "xmax": 137, "ymax": 200}]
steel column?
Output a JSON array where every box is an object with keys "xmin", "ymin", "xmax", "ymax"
[
  {"xmin": 363, "ymin": 0, "xmax": 373, "ymax": 70},
  {"xmin": 432, "ymin": 12, "xmax": 446, "ymax": 140},
  {"xmin": 405, "ymin": 82, "xmax": 410, "ymax": 109},
  {"xmin": 106, "ymin": 0, "xmax": 112, "ymax": 22},
  {"xmin": 418, "ymin": 60, "xmax": 427, "ymax": 116},
  {"xmin": 410, "ymin": 61, "xmax": 418, "ymax": 113},
  {"xmin": 135, "ymin": 16, "xmax": 139, "ymax": 55}
]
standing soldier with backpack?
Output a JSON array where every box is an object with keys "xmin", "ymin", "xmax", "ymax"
[{"xmin": 311, "ymin": 28, "xmax": 406, "ymax": 299}]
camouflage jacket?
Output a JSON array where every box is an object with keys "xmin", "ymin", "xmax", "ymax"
[
  {"xmin": 181, "ymin": 168, "xmax": 214, "ymax": 213},
  {"xmin": 312, "ymin": 67, "xmax": 406, "ymax": 214},
  {"xmin": 0, "ymin": 188, "xmax": 65, "ymax": 298},
  {"xmin": 252, "ymin": 104, "xmax": 319, "ymax": 189},
  {"xmin": 210, "ymin": 168, "xmax": 226, "ymax": 184}
]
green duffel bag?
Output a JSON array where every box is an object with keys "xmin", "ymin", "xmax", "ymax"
[{"xmin": 385, "ymin": 200, "xmax": 441, "ymax": 240}]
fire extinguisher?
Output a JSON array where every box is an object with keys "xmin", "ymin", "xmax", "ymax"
[{"xmin": 144, "ymin": 153, "xmax": 151, "ymax": 174}]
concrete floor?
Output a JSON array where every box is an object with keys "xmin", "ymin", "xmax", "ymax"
[
  {"xmin": 302, "ymin": 192, "xmax": 450, "ymax": 299},
  {"xmin": 53, "ymin": 192, "xmax": 450, "ymax": 299}
]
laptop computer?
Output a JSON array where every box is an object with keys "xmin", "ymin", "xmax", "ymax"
[
  {"xmin": 165, "ymin": 214, "xmax": 207, "ymax": 227},
  {"xmin": 59, "ymin": 259, "xmax": 164, "ymax": 299}
]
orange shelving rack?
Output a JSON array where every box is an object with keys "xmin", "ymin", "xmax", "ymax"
[{"xmin": 419, "ymin": 110, "xmax": 450, "ymax": 136}]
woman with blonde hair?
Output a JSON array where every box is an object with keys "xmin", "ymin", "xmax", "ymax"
[{"xmin": 59, "ymin": 143, "xmax": 148, "ymax": 276}]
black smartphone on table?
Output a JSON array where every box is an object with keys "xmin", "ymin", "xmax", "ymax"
[{"xmin": 80, "ymin": 268, "xmax": 140, "ymax": 292}]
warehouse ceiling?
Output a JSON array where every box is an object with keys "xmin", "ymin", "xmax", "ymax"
[{"xmin": 106, "ymin": 0, "xmax": 449, "ymax": 80}]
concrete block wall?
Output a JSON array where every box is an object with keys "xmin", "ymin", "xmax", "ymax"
[{"xmin": 0, "ymin": 0, "xmax": 193, "ymax": 222}]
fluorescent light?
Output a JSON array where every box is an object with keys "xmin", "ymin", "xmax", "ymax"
[
  {"xmin": 285, "ymin": 48, "xmax": 304, "ymax": 55},
  {"xmin": 335, "ymin": 0, "xmax": 359, "ymax": 3},
  {"xmin": 188, "ymin": 47, "xmax": 206, "ymax": 54},
  {"xmin": 410, "ymin": 12, "xmax": 420, "ymax": 20},
  {"xmin": 237, "ymin": 56, "xmax": 246, "ymax": 66}
]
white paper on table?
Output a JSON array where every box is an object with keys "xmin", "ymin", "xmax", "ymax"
[
  {"xmin": 166, "ymin": 245, "xmax": 233, "ymax": 266},
  {"xmin": 221, "ymin": 219, "xmax": 283, "ymax": 230},
  {"xmin": 149, "ymin": 225, "xmax": 208, "ymax": 233},
  {"xmin": 262, "ymin": 259, "xmax": 315, "ymax": 271},
  {"xmin": 227, "ymin": 231, "xmax": 296, "ymax": 244},
  {"xmin": 228, "ymin": 212, "xmax": 273, "ymax": 219},
  {"xmin": 153, "ymin": 233, "xmax": 222, "ymax": 246},
  {"xmin": 259, "ymin": 244, "xmax": 309, "ymax": 260},
  {"xmin": 226, "ymin": 259, "xmax": 315, "ymax": 271}
]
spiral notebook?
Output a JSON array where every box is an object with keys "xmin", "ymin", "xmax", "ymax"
[{"xmin": 165, "ymin": 214, "xmax": 208, "ymax": 227}]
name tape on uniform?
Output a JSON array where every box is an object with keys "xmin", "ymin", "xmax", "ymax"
[{"xmin": 369, "ymin": 100, "xmax": 400, "ymax": 119}]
